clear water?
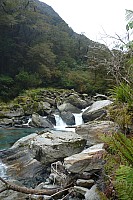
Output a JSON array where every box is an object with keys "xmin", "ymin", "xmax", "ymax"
[
  {"xmin": 0, "ymin": 113, "xmax": 84, "ymax": 177},
  {"xmin": 0, "ymin": 127, "xmax": 44, "ymax": 150}
]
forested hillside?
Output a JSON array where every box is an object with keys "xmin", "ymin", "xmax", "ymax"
[{"xmin": 0, "ymin": 0, "xmax": 124, "ymax": 101}]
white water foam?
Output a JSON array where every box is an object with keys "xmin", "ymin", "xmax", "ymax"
[
  {"xmin": 0, "ymin": 159, "xmax": 7, "ymax": 178},
  {"xmin": 54, "ymin": 112, "xmax": 84, "ymax": 132}
]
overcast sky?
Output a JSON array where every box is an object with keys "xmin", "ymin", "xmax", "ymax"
[{"xmin": 40, "ymin": 0, "xmax": 133, "ymax": 47}]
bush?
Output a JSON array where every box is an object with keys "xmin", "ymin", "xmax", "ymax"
[{"xmin": 109, "ymin": 83, "xmax": 133, "ymax": 105}]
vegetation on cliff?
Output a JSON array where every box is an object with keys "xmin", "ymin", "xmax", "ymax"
[{"xmin": 1, "ymin": 0, "xmax": 130, "ymax": 101}]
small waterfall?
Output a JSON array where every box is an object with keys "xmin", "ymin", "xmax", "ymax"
[
  {"xmin": 0, "ymin": 159, "xmax": 7, "ymax": 178},
  {"xmin": 54, "ymin": 114, "xmax": 68, "ymax": 131},
  {"xmin": 73, "ymin": 113, "xmax": 83, "ymax": 126},
  {"xmin": 54, "ymin": 112, "xmax": 84, "ymax": 132},
  {"xmin": 23, "ymin": 117, "xmax": 32, "ymax": 127}
]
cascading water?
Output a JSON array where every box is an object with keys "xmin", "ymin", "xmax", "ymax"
[
  {"xmin": 73, "ymin": 113, "xmax": 83, "ymax": 126},
  {"xmin": 54, "ymin": 114, "xmax": 68, "ymax": 131},
  {"xmin": 0, "ymin": 159, "xmax": 7, "ymax": 179},
  {"xmin": 54, "ymin": 112, "xmax": 84, "ymax": 132},
  {"xmin": 0, "ymin": 108, "xmax": 88, "ymax": 178}
]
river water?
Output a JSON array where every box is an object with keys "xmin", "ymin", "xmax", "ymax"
[{"xmin": 0, "ymin": 113, "xmax": 84, "ymax": 177}]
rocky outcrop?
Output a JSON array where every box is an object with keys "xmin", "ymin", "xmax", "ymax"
[
  {"xmin": 76, "ymin": 121, "xmax": 118, "ymax": 146},
  {"xmin": 0, "ymin": 88, "xmax": 91, "ymax": 127},
  {"xmin": 0, "ymin": 130, "xmax": 86, "ymax": 188},
  {"xmin": 6, "ymin": 130, "xmax": 86, "ymax": 165},
  {"xmin": 30, "ymin": 113, "xmax": 54, "ymax": 128},
  {"xmin": 85, "ymin": 185, "xmax": 101, "ymax": 200},
  {"xmin": 57, "ymin": 102, "xmax": 81, "ymax": 113},
  {"xmin": 64, "ymin": 93, "xmax": 92, "ymax": 109},
  {"xmin": 64, "ymin": 143, "xmax": 105, "ymax": 173},
  {"xmin": 60, "ymin": 111, "xmax": 75, "ymax": 125},
  {"xmin": 0, "ymin": 146, "xmax": 47, "ymax": 188},
  {"xmin": 0, "ymin": 108, "xmax": 24, "ymax": 118},
  {"xmin": 30, "ymin": 131, "xmax": 86, "ymax": 165},
  {"xmin": 82, "ymin": 100, "xmax": 113, "ymax": 123}
]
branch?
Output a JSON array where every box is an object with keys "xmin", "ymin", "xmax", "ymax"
[
  {"xmin": 0, "ymin": 176, "xmax": 73, "ymax": 199},
  {"xmin": 0, "ymin": 177, "xmax": 58, "ymax": 195},
  {"xmin": 0, "ymin": 187, "xmax": 7, "ymax": 193}
]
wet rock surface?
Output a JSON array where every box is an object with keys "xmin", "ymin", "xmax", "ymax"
[
  {"xmin": 64, "ymin": 143, "xmax": 105, "ymax": 173},
  {"xmin": 0, "ymin": 90, "xmax": 115, "ymax": 199},
  {"xmin": 76, "ymin": 120, "xmax": 118, "ymax": 146},
  {"xmin": 82, "ymin": 100, "xmax": 113, "ymax": 123}
]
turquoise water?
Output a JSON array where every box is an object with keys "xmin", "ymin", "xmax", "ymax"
[{"xmin": 0, "ymin": 128, "xmax": 44, "ymax": 150}]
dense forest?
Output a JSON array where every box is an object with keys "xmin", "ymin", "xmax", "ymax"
[
  {"xmin": 0, "ymin": 0, "xmax": 113, "ymax": 101},
  {"xmin": 0, "ymin": 0, "xmax": 132, "ymax": 102},
  {"xmin": 0, "ymin": 1, "xmax": 133, "ymax": 199}
]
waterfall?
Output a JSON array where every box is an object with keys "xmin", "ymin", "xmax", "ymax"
[
  {"xmin": 54, "ymin": 114, "xmax": 68, "ymax": 131},
  {"xmin": 23, "ymin": 117, "xmax": 32, "ymax": 127},
  {"xmin": 0, "ymin": 159, "xmax": 7, "ymax": 178},
  {"xmin": 54, "ymin": 112, "xmax": 83, "ymax": 132},
  {"xmin": 73, "ymin": 113, "xmax": 83, "ymax": 125}
]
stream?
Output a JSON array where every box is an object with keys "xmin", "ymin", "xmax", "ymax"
[{"xmin": 0, "ymin": 113, "xmax": 84, "ymax": 178}]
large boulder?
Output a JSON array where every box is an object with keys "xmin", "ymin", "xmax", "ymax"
[
  {"xmin": 65, "ymin": 94, "xmax": 90, "ymax": 109},
  {"xmin": 57, "ymin": 103, "xmax": 81, "ymax": 113},
  {"xmin": 1, "ymin": 130, "xmax": 86, "ymax": 188},
  {"xmin": 37, "ymin": 101, "xmax": 52, "ymax": 116},
  {"xmin": 60, "ymin": 111, "xmax": 75, "ymax": 125},
  {"xmin": 82, "ymin": 100, "xmax": 113, "ymax": 123},
  {"xmin": 30, "ymin": 130, "xmax": 86, "ymax": 165},
  {"xmin": 30, "ymin": 113, "xmax": 54, "ymax": 128},
  {"xmin": 76, "ymin": 121, "xmax": 117, "ymax": 146},
  {"xmin": 64, "ymin": 143, "xmax": 105, "ymax": 173},
  {"xmin": 10, "ymin": 130, "xmax": 86, "ymax": 165},
  {"xmin": 0, "ymin": 144, "xmax": 47, "ymax": 188}
]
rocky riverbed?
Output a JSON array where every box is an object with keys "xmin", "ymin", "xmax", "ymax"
[{"xmin": 0, "ymin": 89, "xmax": 118, "ymax": 199}]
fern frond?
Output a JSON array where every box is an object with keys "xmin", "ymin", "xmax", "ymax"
[
  {"xmin": 114, "ymin": 165, "xmax": 133, "ymax": 200},
  {"xmin": 112, "ymin": 133, "xmax": 133, "ymax": 166}
]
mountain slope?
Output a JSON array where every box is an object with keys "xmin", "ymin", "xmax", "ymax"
[{"xmin": 0, "ymin": 0, "xmax": 111, "ymax": 100}]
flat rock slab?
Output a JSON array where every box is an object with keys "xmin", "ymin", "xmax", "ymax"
[
  {"xmin": 76, "ymin": 179, "xmax": 94, "ymax": 188},
  {"xmin": 30, "ymin": 130, "xmax": 86, "ymax": 164},
  {"xmin": 76, "ymin": 121, "xmax": 117, "ymax": 146},
  {"xmin": 11, "ymin": 130, "xmax": 86, "ymax": 165},
  {"xmin": 64, "ymin": 143, "xmax": 105, "ymax": 173}
]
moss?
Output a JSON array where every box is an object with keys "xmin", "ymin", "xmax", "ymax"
[
  {"xmin": 11, "ymin": 104, "xmax": 21, "ymax": 110},
  {"xmin": 0, "ymin": 112, "xmax": 6, "ymax": 118}
]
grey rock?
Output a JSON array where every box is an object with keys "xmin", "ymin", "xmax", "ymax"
[
  {"xmin": 60, "ymin": 111, "xmax": 75, "ymax": 125},
  {"xmin": 74, "ymin": 186, "xmax": 89, "ymax": 196},
  {"xmin": 0, "ymin": 118, "xmax": 13, "ymax": 126},
  {"xmin": 30, "ymin": 113, "xmax": 54, "ymax": 128},
  {"xmin": 65, "ymin": 94, "xmax": 89, "ymax": 109},
  {"xmin": 93, "ymin": 94, "xmax": 108, "ymax": 100},
  {"xmin": 64, "ymin": 143, "xmax": 105, "ymax": 173},
  {"xmin": 76, "ymin": 121, "xmax": 117, "ymax": 146},
  {"xmin": 76, "ymin": 179, "xmax": 95, "ymax": 188},
  {"xmin": 85, "ymin": 185, "xmax": 101, "ymax": 200},
  {"xmin": 47, "ymin": 114, "xmax": 56, "ymax": 125},
  {"xmin": 82, "ymin": 100, "xmax": 113, "ymax": 123},
  {"xmin": 58, "ymin": 103, "xmax": 81, "ymax": 113},
  {"xmin": 10, "ymin": 130, "xmax": 86, "ymax": 166},
  {"xmin": 30, "ymin": 130, "xmax": 86, "ymax": 165}
]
